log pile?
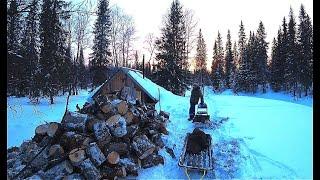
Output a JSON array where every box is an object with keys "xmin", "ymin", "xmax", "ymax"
[{"xmin": 7, "ymin": 94, "xmax": 170, "ymax": 179}]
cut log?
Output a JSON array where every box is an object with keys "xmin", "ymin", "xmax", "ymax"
[
  {"xmin": 69, "ymin": 148, "xmax": 86, "ymax": 167},
  {"xmin": 119, "ymin": 158, "xmax": 139, "ymax": 176},
  {"xmin": 85, "ymin": 115, "xmax": 100, "ymax": 132},
  {"xmin": 107, "ymin": 151, "xmax": 120, "ymax": 165},
  {"xmin": 141, "ymin": 154, "xmax": 164, "ymax": 168},
  {"xmin": 151, "ymin": 134, "xmax": 165, "ymax": 148},
  {"xmin": 111, "ymin": 99, "xmax": 128, "ymax": 115},
  {"xmin": 92, "ymin": 120, "xmax": 112, "ymax": 146},
  {"xmin": 35, "ymin": 124, "xmax": 49, "ymax": 136},
  {"xmin": 79, "ymin": 158, "xmax": 101, "ymax": 180},
  {"xmin": 33, "ymin": 124, "xmax": 49, "ymax": 143},
  {"xmin": 48, "ymin": 144, "xmax": 64, "ymax": 159},
  {"xmin": 107, "ymin": 142, "xmax": 129, "ymax": 156},
  {"xmin": 101, "ymin": 166, "xmax": 127, "ymax": 179},
  {"xmin": 60, "ymin": 131, "xmax": 86, "ymax": 152},
  {"xmin": 64, "ymin": 122, "xmax": 85, "ymax": 133},
  {"xmin": 132, "ymin": 135, "xmax": 156, "ymax": 159},
  {"xmin": 86, "ymin": 142, "xmax": 106, "ymax": 167},
  {"xmin": 63, "ymin": 173, "xmax": 85, "ymax": 180},
  {"xmin": 43, "ymin": 160, "xmax": 73, "ymax": 179},
  {"xmin": 125, "ymin": 124, "xmax": 139, "ymax": 139},
  {"xmin": 47, "ymin": 122, "xmax": 63, "ymax": 138},
  {"xmin": 62, "ymin": 111, "xmax": 87, "ymax": 124},
  {"xmin": 82, "ymin": 137, "xmax": 94, "ymax": 147},
  {"xmin": 124, "ymin": 111, "xmax": 133, "ymax": 125},
  {"xmin": 159, "ymin": 110, "xmax": 170, "ymax": 119},
  {"xmin": 100, "ymin": 101, "xmax": 114, "ymax": 114},
  {"xmin": 106, "ymin": 115, "xmax": 127, "ymax": 137}
]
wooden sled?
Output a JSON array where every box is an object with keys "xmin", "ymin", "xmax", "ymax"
[{"xmin": 178, "ymin": 133, "xmax": 214, "ymax": 179}]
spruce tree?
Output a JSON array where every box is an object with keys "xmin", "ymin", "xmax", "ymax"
[
  {"xmin": 297, "ymin": 4, "xmax": 313, "ymax": 96},
  {"xmin": 224, "ymin": 30, "xmax": 235, "ymax": 89},
  {"xmin": 78, "ymin": 46, "xmax": 87, "ymax": 89},
  {"xmin": 211, "ymin": 40, "xmax": 224, "ymax": 92},
  {"xmin": 285, "ymin": 7, "xmax": 299, "ymax": 96},
  {"xmin": 7, "ymin": 0, "xmax": 23, "ymax": 96},
  {"xmin": 195, "ymin": 29, "xmax": 207, "ymax": 82},
  {"xmin": 20, "ymin": 0, "xmax": 40, "ymax": 99},
  {"xmin": 255, "ymin": 21, "xmax": 268, "ymax": 93},
  {"xmin": 90, "ymin": 0, "xmax": 112, "ymax": 87},
  {"xmin": 233, "ymin": 21, "xmax": 247, "ymax": 93},
  {"xmin": 39, "ymin": 0, "xmax": 69, "ymax": 104},
  {"xmin": 155, "ymin": 0, "xmax": 187, "ymax": 95}
]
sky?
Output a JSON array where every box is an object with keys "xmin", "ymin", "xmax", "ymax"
[{"xmin": 83, "ymin": 0, "xmax": 313, "ymax": 66}]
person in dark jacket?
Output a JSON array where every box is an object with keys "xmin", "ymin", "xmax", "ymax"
[{"xmin": 189, "ymin": 84, "xmax": 204, "ymax": 120}]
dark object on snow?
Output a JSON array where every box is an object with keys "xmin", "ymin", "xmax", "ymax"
[
  {"xmin": 186, "ymin": 128, "xmax": 210, "ymax": 154},
  {"xmin": 165, "ymin": 146, "xmax": 176, "ymax": 159},
  {"xmin": 190, "ymin": 85, "xmax": 204, "ymax": 105}
]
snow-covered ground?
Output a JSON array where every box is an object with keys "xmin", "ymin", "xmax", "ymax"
[
  {"xmin": 7, "ymin": 80, "xmax": 312, "ymax": 179},
  {"xmin": 7, "ymin": 90, "xmax": 90, "ymax": 148}
]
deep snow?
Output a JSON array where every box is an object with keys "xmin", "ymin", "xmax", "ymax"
[{"xmin": 7, "ymin": 77, "xmax": 312, "ymax": 179}]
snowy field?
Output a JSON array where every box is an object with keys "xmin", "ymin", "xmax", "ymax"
[{"xmin": 7, "ymin": 80, "xmax": 312, "ymax": 179}]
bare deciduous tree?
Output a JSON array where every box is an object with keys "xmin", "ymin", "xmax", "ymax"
[
  {"xmin": 184, "ymin": 8, "xmax": 199, "ymax": 70},
  {"xmin": 144, "ymin": 33, "xmax": 156, "ymax": 65}
]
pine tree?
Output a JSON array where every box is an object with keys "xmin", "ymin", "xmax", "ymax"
[
  {"xmin": 7, "ymin": 0, "xmax": 23, "ymax": 96},
  {"xmin": 297, "ymin": 4, "xmax": 313, "ymax": 96},
  {"xmin": 270, "ymin": 29, "xmax": 285, "ymax": 92},
  {"xmin": 255, "ymin": 21, "xmax": 268, "ymax": 93},
  {"xmin": 20, "ymin": 0, "xmax": 40, "ymax": 99},
  {"xmin": 155, "ymin": 0, "xmax": 187, "ymax": 95},
  {"xmin": 246, "ymin": 31, "xmax": 258, "ymax": 93},
  {"xmin": 195, "ymin": 29, "xmax": 207, "ymax": 82},
  {"xmin": 90, "ymin": 0, "xmax": 112, "ymax": 87},
  {"xmin": 211, "ymin": 40, "xmax": 224, "ymax": 92},
  {"xmin": 78, "ymin": 46, "xmax": 87, "ymax": 89},
  {"xmin": 285, "ymin": 7, "xmax": 299, "ymax": 97},
  {"xmin": 233, "ymin": 21, "xmax": 247, "ymax": 93},
  {"xmin": 233, "ymin": 41, "xmax": 239, "ymax": 70},
  {"xmin": 224, "ymin": 30, "xmax": 235, "ymax": 89},
  {"xmin": 39, "ymin": 0, "xmax": 69, "ymax": 104}
]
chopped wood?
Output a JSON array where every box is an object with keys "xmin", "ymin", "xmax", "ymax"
[
  {"xmin": 100, "ymin": 101, "xmax": 114, "ymax": 114},
  {"xmin": 64, "ymin": 122, "xmax": 85, "ymax": 133},
  {"xmin": 107, "ymin": 151, "xmax": 120, "ymax": 165},
  {"xmin": 47, "ymin": 122, "xmax": 63, "ymax": 138},
  {"xmin": 82, "ymin": 137, "xmax": 94, "ymax": 147},
  {"xmin": 92, "ymin": 120, "xmax": 112, "ymax": 146},
  {"xmin": 107, "ymin": 142, "xmax": 129, "ymax": 156},
  {"xmin": 151, "ymin": 134, "xmax": 165, "ymax": 148},
  {"xmin": 63, "ymin": 173, "xmax": 85, "ymax": 180},
  {"xmin": 62, "ymin": 111, "xmax": 87, "ymax": 124},
  {"xmin": 35, "ymin": 124, "xmax": 49, "ymax": 136},
  {"xmin": 101, "ymin": 166, "xmax": 127, "ymax": 179},
  {"xmin": 43, "ymin": 160, "xmax": 73, "ymax": 179},
  {"xmin": 125, "ymin": 124, "xmax": 139, "ymax": 139},
  {"xmin": 159, "ymin": 110, "xmax": 170, "ymax": 119},
  {"xmin": 106, "ymin": 115, "xmax": 127, "ymax": 137},
  {"xmin": 48, "ymin": 144, "xmax": 64, "ymax": 159},
  {"xmin": 141, "ymin": 154, "xmax": 164, "ymax": 169},
  {"xmin": 132, "ymin": 135, "xmax": 156, "ymax": 160},
  {"xmin": 68, "ymin": 148, "xmax": 86, "ymax": 167},
  {"xmin": 111, "ymin": 100, "xmax": 128, "ymax": 115},
  {"xmin": 85, "ymin": 115, "xmax": 100, "ymax": 132},
  {"xmin": 60, "ymin": 132, "xmax": 86, "ymax": 152},
  {"xmin": 119, "ymin": 158, "xmax": 139, "ymax": 176},
  {"xmin": 79, "ymin": 158, "xmax": 101, "ymax": 180},
  {"xmin": 86, "ymin": 142, "xmax": 106, "ymax": 167}
]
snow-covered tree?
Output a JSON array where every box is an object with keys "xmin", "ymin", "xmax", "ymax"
[
  {"xmin": 195, "ymin": 29, "xmax": 207, "ymax": 75},
  {"xmin": 224, "ymin": 30, "xmax": 235, "ymax": 89},
  {"xmin": 255, "ymin": 21, "xmax": 268, "ymax": 93}
]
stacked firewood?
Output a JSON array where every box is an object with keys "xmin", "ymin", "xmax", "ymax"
[{"xmin": 7, "ymin": 94, "xmax": 170, "ymax": 180}]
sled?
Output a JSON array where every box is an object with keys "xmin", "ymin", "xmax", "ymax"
[
  {"xmin": 178, "ymin": 133, "xmax": 214, "ymax": 179},
  {"xmin": 193, "ymin": 103, "xmax": 210, "ymax": 123}
]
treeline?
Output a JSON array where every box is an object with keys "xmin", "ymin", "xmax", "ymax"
[
  {"xmin": 7, "ymin": 0, "xmax": 137, "ymax": 103},
  {"xmin": 146, "ymin": 1, "xmax": 312, "ymax": 97}
]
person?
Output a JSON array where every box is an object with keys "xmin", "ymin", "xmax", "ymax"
[{"xmin": 189, "ymin": 84, "xmax": 204, "ymax": 120}]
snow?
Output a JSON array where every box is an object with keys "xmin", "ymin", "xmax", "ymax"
[
  {"xmin": 7, "ymin": 81, "xmax": 312, "ymax": 179},
  {"xmin": 7, "ymin": 90, "xmax": 90, "ymax": 148}
]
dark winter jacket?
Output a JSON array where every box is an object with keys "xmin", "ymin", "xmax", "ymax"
[{"xmin": 190, "ymin": 86, "xmax": 203, "ymax": 104}]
